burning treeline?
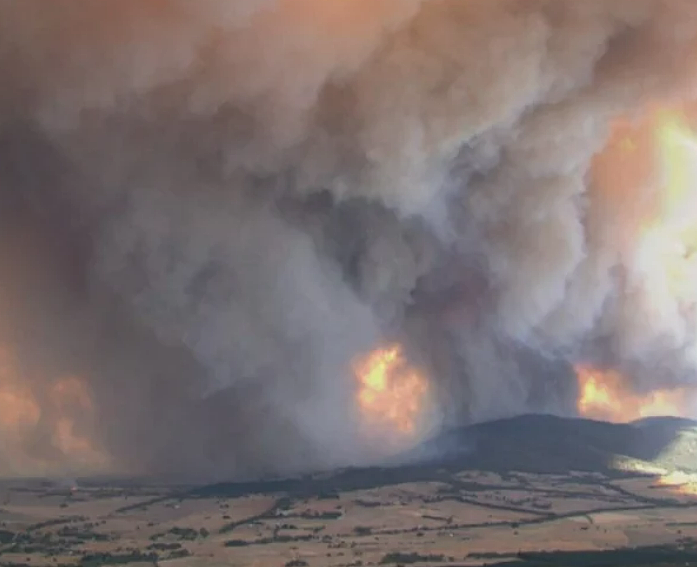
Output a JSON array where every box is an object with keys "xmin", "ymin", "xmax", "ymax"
[{"xmin": 2, "ymin": 0, "xmax": 697, "ymax": 478}]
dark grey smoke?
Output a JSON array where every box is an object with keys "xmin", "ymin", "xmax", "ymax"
[{"xmin": 1, "ymin": 0, "xmax": 697, "ymax": 479}]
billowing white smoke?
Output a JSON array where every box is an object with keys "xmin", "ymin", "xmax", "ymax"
[{"xmin": 1, "ymin": 0, "xmax": 697, "ymax": 479}]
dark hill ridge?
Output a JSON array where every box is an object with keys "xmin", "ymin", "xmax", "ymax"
[
  {"xmin": 184, "ymin": 414, "xmax": 697, "ymax": 502},
  {"xmin": 6, "ymin": 415, "xmax": 697, "ymax": 567},
  {"xmin": 408, "ymin": 413, "xmax": 697, "ymax": 475}
]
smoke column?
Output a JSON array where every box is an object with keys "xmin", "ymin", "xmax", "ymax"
[{"xmin": 1, "ymin": 0, "xmax": 697, "ymax": 479}]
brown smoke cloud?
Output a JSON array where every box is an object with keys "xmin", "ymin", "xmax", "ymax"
[{"xmin": 1, "ymin": 0, "xmax": 697, "ymax": 479}]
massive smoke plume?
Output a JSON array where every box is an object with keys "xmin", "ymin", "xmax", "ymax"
[{"xmin": 1, "ymin": 0, "xmax": 697, "ymax": 479}]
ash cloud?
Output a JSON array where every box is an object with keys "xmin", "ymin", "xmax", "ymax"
[{"xmin": 1, "ymin": 0, "xmax": 697, "ymax": 479}]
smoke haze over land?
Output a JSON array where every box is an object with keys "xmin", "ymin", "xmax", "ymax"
[{"xmin": 2, "ymin": 0, "xmax": 697, "ymax": 479}]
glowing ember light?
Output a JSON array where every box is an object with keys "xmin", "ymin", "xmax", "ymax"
[
  {"xmin": 0, "ymin": 388, "xmax": 41, "ymax": 430},
  {"xmin": 353, "ymin": 344, "xmax": 431, "ymax": 446},
  {"xmin": 655, "ymin": 110, "xmax": 697, "ymax": 232},
  {"xmin": 656, "ymin": 471, "xmax": 697, "ymax": 497},
  {"xmin": 637, "ymin": 109, "xmax": 697, "ymax": 304},
  {"xmin": 615, "ymin": 461, "xmax": 697, "ymax": 499},
  {"xmin": 576, "ymin": 365, "xmax": 688, "ymax": 423},
  {"xmin": 0, "ymin": 351, "xmax": 41, "ymax": 432},
  {"xmin": 597, "ymin": 106, "xmax": 697, "ymax": 299},
  {"xmin": 50, "ymin": 377, "xmax": 110, "ymax": 470},
  {"xmin": 579, "ymin": 106, "xmax": 697, "ymax": 427},
  {"xmin": 0, "ymin": 349, "xmax": 110, "ymax": 475}
]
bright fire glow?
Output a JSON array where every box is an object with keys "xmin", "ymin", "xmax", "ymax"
[
  {"xmin": 0, "ymin": 350, "xmax": 109, "ymax": 476},
  {"xmin": 656, "ymin": 470, "xmax": 697, "ymax": 497},
  {"xmin": 576, "ymin": 365, "xmax": 688, "ymax": 423},
  {"xmin": 637, "ymin": 109, "xmax": 697, "ymax": 304},
  {"xmin": 353, "ymin": 344, "xmax": 430, "ymax": 446},
  {"xmin": 577, "ymin": 106, "xmax": 697, "ymax": 425},
  {"xmin": 596, "ymin": 106, "xmax": 697, "ymax": 323},
  {"xmin": 618, "ymin": 461, "xmax": 697, "ymax": 498},
  {"xmin": 50, "ymin": 377, "xmax": 110, "ymax": 469}
]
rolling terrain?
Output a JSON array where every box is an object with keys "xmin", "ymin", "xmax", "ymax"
[{"xmin": 0, "ymin": 415, "xmax": 696, "ymax": 566}]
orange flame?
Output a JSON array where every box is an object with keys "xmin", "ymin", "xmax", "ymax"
[
  {"xmin": 353, "ymin": 344, "xmax": 430, "ymax": 446},
  {"xmin": 576, "ymin": 365, "xmax": 689, "ymax": 423}
]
